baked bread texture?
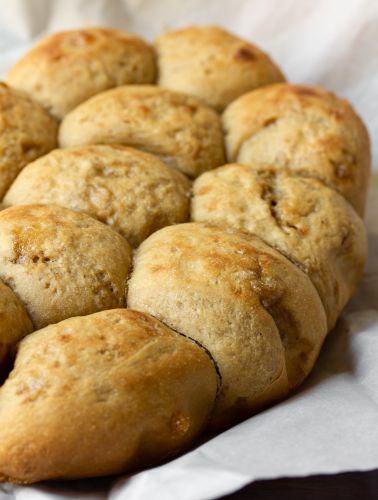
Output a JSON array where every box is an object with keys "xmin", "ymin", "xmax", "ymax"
[
  {"xmin": 155, "ymin": 26, "xmax": 285, "ymax": 111},
  {"xmin": 0, "ymin": 280, "xmax": 33, "ymax": 374},
  {"xmin": 0, "ymin": 309, "xmax": 219, "ymax": 483},
  {"xmin": 222, "ymin": 83, "xmax": 371, "ymax": 215},
  {"xmin": 0, "ymin": 23, "xmax": 370, "ymax": 483},
  {"xmin": 192, "ymin": 163, "xmax": 367, "ymax": 330},
  {"xmin": 3, "ymin": 145, "xmax": 191, "ymax": 248},
  {"xmin": 0, "ymin": 83, "xmax": 57, "ymax": 200},
  {"xmin": 127, "ymin": 223, "xmax": 327, "ymax": 429},
  {"xmin": 0, "ymin": 205, "xmax": 132, "ymax": 329},
  {"xmin": 58, "ymin": 85, "xmax": 225, "ymax": 177},
  {"xmin": 6, "ymin": 28, "xmax": 156, "ymax": 119}
]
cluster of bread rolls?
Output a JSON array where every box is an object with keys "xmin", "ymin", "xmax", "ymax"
[{"xmin": 0, "ymin": 26, "xmax": 370, "ymax": 483}]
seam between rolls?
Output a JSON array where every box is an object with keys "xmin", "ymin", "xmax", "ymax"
[
  {"xmin": 133, "ymin": 311, "xmax": 223, "ymax": 400},
  {"xmin": 161, "ymin": 320, "xmax": 222, "ymax": 396}
]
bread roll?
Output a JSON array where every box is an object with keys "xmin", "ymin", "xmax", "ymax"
[
  {"xmin": 0, "ymin": 280, "xmax": 33, "ymax": 374},
  {"xmin": 155, "ymin": 26, "xmax": 285, "ymax": 111},
  {"xmin": 0, "ymin": 205, "xmax": 132, "ymax": 329},
  {"xmin": 0, "ymin": 309, "xmax": 219, "ymax": 483},
  {"xmin": 6, "ymin": 28, "xmax": 156, "ymax": 119},
  {"xmin": 59, "ymin": 85, "xmax": 225, "ymax": 178},
  {"xmin": 222, "ymin": 84, "xmax": 371, "ymax": 214},
  {"xmin": 0, "ymin": 24, "xmax": 369, "ymax": 481},
  {"xmin": 192, "ymin": 163, "xmax": 367, "ymax": 330},
  {"xmin": 0, "ymin": 83, "xmax": 57, "ymax": 199},
  {"xmin": 128, "ymin": 223, "xmax": 327, "ymax": 428},
  {"xmin": 3, "ymin": 145, "xmax": 191, "ymax": 248}
]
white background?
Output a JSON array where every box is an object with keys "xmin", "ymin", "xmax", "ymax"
[{"xmin": 0, "ymin": 1, "xmax": 377, "ymax": 499}]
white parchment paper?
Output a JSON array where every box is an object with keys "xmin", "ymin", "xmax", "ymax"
[{"xmin": 0, "ymin": 1, "xmax": 377, "ymax": 499}]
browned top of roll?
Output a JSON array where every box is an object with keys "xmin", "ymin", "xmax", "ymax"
[
  {"xmin": 59, "ymin": 85, "xmax": 225, "ymax": 178},
  {"xmin": 0, "ymin": 83, "xmax": 57, "ymax": 199},
  {"xmin": 155, "ymin": 25, "xmax": 285, "ymax": 111},
  {"xmin": 223, "ymin": 83, "xmax": 371, "ymax": 215},
  {"xmin": 6, "ymin": 27, "xmax": 157, "ymax": 119},
  {"xmin": 0, "ymin": 309, "xmax": 218, "ymax": 482},
  {"xmin": 0, "ymin": 204, "xmax": 132, "ymax": 329}
]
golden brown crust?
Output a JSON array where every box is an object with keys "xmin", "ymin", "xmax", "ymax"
[
  {"xmin": 0, "ymin": 279, "xmax": 33, "ymax": 373},
  {"xmin": 192, "ymin": 163, "xmax": 368, "ymax": 329},
  {"xmin": 3, "ymin": 145, "xmax": 191, "ymax": 248},
  {"xmin": 0, "ymin": 83, "xmax": 57, "ymax": 200},
  {"xmin": 128, "ymin": 223, "xmax": 327, "ymax": 428},
  {"xmin": 59, "ymin": 85, "xmax": 225, "ymax": 178},
  {"xmin": 155, "ymin": 26, "xmax": 285, "ymax": 111},
  {"xmin": 0, "ymin": 205, "xmax": 132, "ymax": 329},
  {"xmin": 0, "ymin": 309, "xmax": 219, "ymax": 482},
  {"xmin": 6, "ymin": 28, "xmax": 157, "ymax": 119},
  {"xmin": 0, "ymin": 26, "xmax": 370, "ymax": 479},
  {"xmin": 222, "ymin": 83, "xmax": 371, "ymax": 215}
]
